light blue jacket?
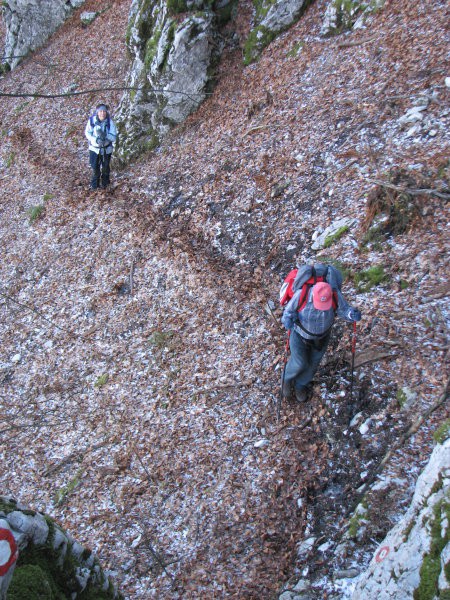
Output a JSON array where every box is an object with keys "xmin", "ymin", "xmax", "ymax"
[
  {"xmin": 282, "ymin": 286, "xmax": 354, "ymax": 340},
  {"xmin": 85, "ymin": 114, "xmax": 117, "ymax": 155}
]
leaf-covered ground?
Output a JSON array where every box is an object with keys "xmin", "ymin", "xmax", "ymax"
[{"xmin": 0, "ymin": 0, "xmax": 448, "ymax": 597}]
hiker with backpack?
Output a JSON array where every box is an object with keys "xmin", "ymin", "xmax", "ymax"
[
  {"xmin": 85, "ymin": 103, "xmax": 117, "ymax": 190},
  {"xmin": 280, "ymin": 263, "xmax": 361, "ymax": 403}
]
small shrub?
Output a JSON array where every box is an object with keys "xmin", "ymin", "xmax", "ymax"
[
  {"xmin": 396, "ymin": 388, "xmax": 407, "ymax": 408},
  {"xmin": 94, "ymin": 373, "xmax": 109, "ymax": 387},
  {"xmin": 149, "ymin": 330, "xmax": 174, "ymax": 349},
  {"xmin": 14, "ymin": 101, "xmax": 30, "ymax": 114},
  {"xmin": 54, "ymin": 468, "xmax": 83, "ymax": 507},
  {"xmin": 433, "ymin": 419, "xmax": 450, "ymax": 445},
  {"xmin": 287, "ymin": 40, "xmax": 304, "ymax": 57},
  {"xmin": 360, "ymin": 168, "xmax": 425, "ymax": 249},
  {"xmin": 399, "ymin": 279, "xmax": 409, "ymax": 290},
  {"xmin": 27, "ymin": 205, "xmax": 45, "ymax": 224},
  {"xmin": 315, "ymin": 256, "xmax": 351, "ymax": 281},
  {"xmin": 5, "ymin": 151, "xmax": 15, "ymax": 167}
]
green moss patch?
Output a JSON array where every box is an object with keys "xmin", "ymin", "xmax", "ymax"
[
  {"xmin": 433, "ymin": 419, "xmax": 450, "ymax": 445},
  {"xmin": 27, "ymin": 204, "xmax": 45, "ymax": 224},
  {"xmin": 0, "ymin": 496, "xmax": 19, "ymax": 515},
  {"xmin": 167, "ymin": 0, "xmax": 187, "ymax": 15},
  {"xmin": 243, "ymin": 26, "xmax": 277, "ymax": 65},
  {"xmin": 7, "ymin": 564, "xmax": 55, "ymax": 600},
  {"xmin": 354, "ymin": 265, "xmax": 389, "ymax": 292},
  {"xmin": 324, "ymin": 225, "xmax": 349, "ymax": 248},
  {"xmin": 414, "ymin": 499, "xmax": 450, "ymax": 600}
]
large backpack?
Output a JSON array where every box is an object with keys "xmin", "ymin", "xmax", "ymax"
[{"xmin": 279, "ymin": 264, "xmax": 341, "ymax": 312}]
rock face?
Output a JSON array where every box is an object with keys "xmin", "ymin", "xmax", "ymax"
[
  {"xmin": 0, "ymin": 496, "xmax": 121, "ymax": 599},
  {"xmin": 115, "ymin": 0, "xmax": 234, "ymax": 162},
  {"xmin": 352, "ymin": 438, "xmax": 450, "ymax": 599},
  {"xmin": 243, "ymin": 0, "xmax": 308, "ymax": 65},
  {"xmin": 2, "ymin": 0, "xmax": 85, "ymax": 70},
  {"xmin": 321, "ymin": 0, "xmax": 385, "ymax": 37}
]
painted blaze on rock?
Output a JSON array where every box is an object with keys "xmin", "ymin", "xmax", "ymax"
[
  {"xmin": 0, "ymin": 497, "xmax": 121, "ymax": 599},
  {"xmin": 0, "ymin": 527, "xmax": 18, "ymax": 576}
]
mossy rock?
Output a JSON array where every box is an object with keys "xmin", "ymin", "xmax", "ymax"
[
  {"xmin": 243, "ymin": 25, "xmax": 276, "ymax": 65},
  {"xmin": 414, "ymin": 499, "xmax": 450, "ymax": 600},
  {"xmin": 7, "ymin": 564, "xmax": 57, "ymax": 600}
]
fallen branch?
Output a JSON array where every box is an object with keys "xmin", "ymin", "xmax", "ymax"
[
  {"xmin": 366, "ymin": 178, "xmax": 450, "ymax": 200},
  {"xmin": 0, "ymin": 289, "xmax": 79, "ymax": 337},
  {"xmin": 132, "ymin": 443, "xmax": 158, "ymax": 489},
  {"xmin": 130, "ymin": 258, "xmax": 136, "ymax": 295},
  {"xmin": 354, "ymin": 351, "xmax": 399, "ymax": 368},
  {"xmin": 265, "ymin": 301, "xmax": 283, "ymax": 329},
  {"xmin": 141, "ymin": 529, "xmax": 178, "ymax": 585},
  {"xmin": 42, "ymin": 437, "xmax": 115, "ymax": 476},
  {"xmin": 244, "ymin": 125, "xmax": 270, "ymax": 136},
  {"xmin": 337, "ymin": 36, "xmax": 376, "ymax": 49}
]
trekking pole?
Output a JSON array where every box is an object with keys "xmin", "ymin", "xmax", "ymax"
[
  {"xmin": 277, "ymin": 331, "xmax": 290, "ymax": 422},
  {"xmin": 349, "ymin": 321, "xmax": 357, "ymax": 405}
]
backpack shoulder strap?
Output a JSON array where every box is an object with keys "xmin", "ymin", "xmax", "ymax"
[
  {"xmin": 331, "ymin": 290, "xmax": 338, "ymax": 311},
  {"xmin": 297, "ymin": 278, "xmax": 316, "ymax": 312}
]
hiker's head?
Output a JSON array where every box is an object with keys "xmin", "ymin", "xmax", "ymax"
[
  {"xmin": 312, "ymin": 282, "xmax": 333, "ymax": 311},
  {"xmin": 96, "ymin": 103, "xmax": 108, "ymax": 121}
]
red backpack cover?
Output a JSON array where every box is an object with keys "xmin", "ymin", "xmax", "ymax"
[{"xmin": 279, "ymin": 266, "xmax": 338, "ymax": 312}]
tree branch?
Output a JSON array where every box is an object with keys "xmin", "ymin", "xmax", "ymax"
[
  {"xmin": 0, "ymin": 86, "xmax": 212, "ymax": 104},
  {"xmin": 366, "ymin": 178, "xmax": 450, "ymax": 200}
]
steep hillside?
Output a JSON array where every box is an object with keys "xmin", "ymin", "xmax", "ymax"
[{"xmin": 0, "ymin": 0, "xmax": 448, "ymax": 598}]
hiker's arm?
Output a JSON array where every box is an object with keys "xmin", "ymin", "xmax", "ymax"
[
  {"xmin": 85, "ymin": 120, "xmax": 97, "ymax": 145},
  {"xmin": 336, "ymin": 289, "xmax": 361, "ymax": 322},
  {"xmin": 106, "ymin": 120, "xmax": 117, "ymax": 144},
  {"xmin": 281, "ymin": 290, "xmax": 301, "ymax": 329}
]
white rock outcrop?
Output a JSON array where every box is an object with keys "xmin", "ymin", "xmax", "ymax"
[
  {"xmin": 115, "ymin": 0, "xmax": 233, "ymax": 162},
  {"xmin": 321, "ymin": 0, "xmax": 385, "ymax": 37},
  {"xmin": 2, "ymin": 0, "xmax": 85, "ymax": 70},
  {"xmin": 352, "ymin": 438, "xmax": 450, "ymax": 599}
]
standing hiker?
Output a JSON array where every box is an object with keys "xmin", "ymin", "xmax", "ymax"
[
  {"xmin": 85, "ymin": 103, "xmax": 117, "ymax": 190},
  {"xmin": 280, "ymin": 263, "xmax": 361, "ymax": 402}
]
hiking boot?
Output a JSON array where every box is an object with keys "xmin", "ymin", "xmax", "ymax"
[
  {"xmin": 282, "ymin": 380, "xmax": 292, "ymax": 399},
  {"xmin": 294, "ymin": 387, "xmax": 308, "ymax": 403}
]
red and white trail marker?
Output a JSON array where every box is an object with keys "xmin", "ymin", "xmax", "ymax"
[{"xmin": 0, "ymin": 528, "xmax": 18, "ymax": 576}]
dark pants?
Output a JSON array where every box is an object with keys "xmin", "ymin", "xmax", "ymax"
[
  {"xmin": 284, "ymin": 329, "xmax": 331, "ymax": 390},
  {"xmin": 89, "ymin": 150, "xmax": 111, "ymax": 189}
]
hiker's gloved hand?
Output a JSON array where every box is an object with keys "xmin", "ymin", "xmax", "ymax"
[
  {"xmin": 281, "ymin": 312, "xmax": 295, "ymax": 330},
  {"xmin": 347, "ymin": 308, "xmax": 362, "ymax": 322}
]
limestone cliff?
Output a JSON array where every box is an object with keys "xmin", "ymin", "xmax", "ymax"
[
  {"xmin": 2, "ymin": 0, "xmax": 85, "ymax": 70},
  {"xmin": 115, "ymin": 0, "xmax": 235, "ymax": 162}
]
